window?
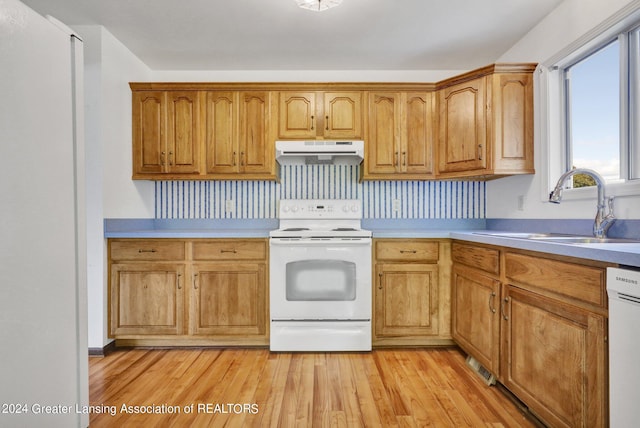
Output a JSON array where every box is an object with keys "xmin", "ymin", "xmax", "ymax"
[{"xmin": 560, "ymin": 24, "xmax": 640, "ymax": 189}]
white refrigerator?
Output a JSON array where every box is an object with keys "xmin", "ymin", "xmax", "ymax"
[{"xmin": 0, "ymin": 0, "xmax": 88, "ymax": 427}]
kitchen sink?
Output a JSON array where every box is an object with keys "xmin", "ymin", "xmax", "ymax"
[{"xmin": 473, "ymin": 232, "xmax": 640, "ymax": 244}]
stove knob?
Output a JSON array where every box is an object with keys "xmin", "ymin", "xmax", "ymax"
[
  {"xmin": 291, "ymin": 206, "xmax": 299, "ymax": 213},
  {"xmin": 342, "ymin": 205, "xmax": 350, "ymax": 213},
  {"xmin": 282, "ymin": 205, "xmax": 290, "ymax": 213},
  {"xmin": 351, "ymin": 204, "xmax": 359, "ymax": 212}
]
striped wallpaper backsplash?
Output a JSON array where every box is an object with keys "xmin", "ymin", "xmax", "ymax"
[{"xmin": 155, "ymin": 165, "xmax": 486, "ymax": 220}]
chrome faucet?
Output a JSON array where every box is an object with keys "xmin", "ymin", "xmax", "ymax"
[{"xmin": 549, "ymin": 168, "xmax": 615, "ymax": 238}]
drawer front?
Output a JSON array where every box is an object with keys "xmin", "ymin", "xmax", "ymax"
[
  {"xmin": 505, "ymin": 252, "xmax": 606, "ymax": 307},
  {"xmin": 375, "ymin": 240, "xmax": 439, "ymax": 262},
  {"xmin": 110, "ymin": 240, "xmax": 186, "ymax": 261},
  {"xmin": 193, "ymin": 239, "xmax": 267, "ymax": 261},
  {"xmin": 452, "ymin": 242, "xmax": 500, "ymax": 275}
]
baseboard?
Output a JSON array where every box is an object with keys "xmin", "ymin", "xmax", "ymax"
[{"xmin": 88, "ymin": 340, "xmax": 116, "ymax": 357}]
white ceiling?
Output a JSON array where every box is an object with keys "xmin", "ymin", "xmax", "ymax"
[{"xmin": 21, "ymin": 0, "xmax": 563, "ymax": 71}]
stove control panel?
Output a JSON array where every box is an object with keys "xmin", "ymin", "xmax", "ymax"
[{"xmin": 279, "ymin": 199, "xmax": 362, "ymax": 219}]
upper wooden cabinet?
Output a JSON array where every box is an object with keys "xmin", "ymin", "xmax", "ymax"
[
  {"xmin": 130, "ymin": 65, "xmax": 535, "ymax": 181},
  {"xmin": 278, "ymin": 91, "xmax": 362, "ymax": 139},
  {"xmin": 131, "ymin": 84, "xmax": 276, "ymax": 180},
  {"xmin": 132, "ymin": 91, "xmax": 201, "ymax": 178},
  {"xmin": 364, "ymin": 91, "xmax": 435, "ymax": 179},
  {"xmin": 204, "ymin": 91, "xmax": 275, "ymax": 177},
  {"xmin": 438, "ymin": 65, "xmax": 535, "ymax": 178}
]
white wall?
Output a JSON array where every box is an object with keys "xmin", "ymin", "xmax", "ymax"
[
  {"xmin": 489, "ymin": 0, "xmax": 640, "ymax": 220},
  {"xmin": 74, "ymin": 25, "xmax": 151, "ymax": 349}
]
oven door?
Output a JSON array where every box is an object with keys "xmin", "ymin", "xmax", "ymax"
[{"xmin": 269, "ymin": 238, "xmax": 371, "ymax": 321}]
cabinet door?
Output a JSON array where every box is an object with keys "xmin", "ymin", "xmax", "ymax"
[
  {"xmin": 191, "ymin": 263, "xmax": 266, "ymax": 336},
  {"xmin": 438, "ymin": 78, "xmax": 487, "ymax": 173},
  {"xmin": 323, "ymin": 92, "xmax": 362, "ymax": 139},
  {"xmin": 110, "ymin": 263, "xmax": 184, "ymax": 335},
  {"xmin": 204, "ymin": 91, "xmax": 238, "ymax": 174},
  {"xmin": 132, "ymin": 91, "xmax": 166, "ymax": 175},
  {"xmin": 278, "ymin": 91, "xmax": 317, "ymax": 139},
  {"xmin": 403, "ymin": 92, "xmax": 434, "ymax": 174},
  {"xmin": 375, "ymin": 263, "xmax": 438, "ymax": 337},
  {"xmin": 240, "ymin": 91, "xmax": 273, "ymax": 174},
  {"xmin": 501, "ymin": 285, "xmax": 606, "ymax": 428},
  {"xmin": 490, "ymin": 73, "xmax": 534, "ymax": 173},
  {"xmin": 166, "ymin": 91, "xmax": 201, "ymax": 174},
  {"xmin": 367, "ymin": 92, "xmax": 400, "ymax": 174},
  {"xmin": 451, "ymin": 265, "xmax": 501, "ymax": 374}
]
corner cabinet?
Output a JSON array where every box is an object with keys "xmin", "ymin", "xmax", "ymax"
[
  {"xmin": 438, "ymin": 65, "xmax": 535, "ymax": 179},
  {"xmin": 451, "ymin": 241, "xmax": 611, "ymax": 428},
  {"xmin": 373, "ymin": 239, "xmax": 452, "ymax": 346},
  {"xmin": 108, "ymin": 238, "xmax": 268, "ymax": 347},
  {"xmin": 278, "ymin": 91, "xmax": 363, "ymax": 139}
]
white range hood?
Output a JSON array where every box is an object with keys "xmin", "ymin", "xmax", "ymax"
[{"xmin": 275, "ymin": 140, "xmax": 364, "ymax": 165}]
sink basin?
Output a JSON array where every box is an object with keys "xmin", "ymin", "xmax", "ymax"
[{"xmin": 473, "ymin": 232, "xmax": 640, "ymax": 244}]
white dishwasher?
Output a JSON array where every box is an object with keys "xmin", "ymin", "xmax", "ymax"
[{"xmin": 607, "ymin": 267, "xmax": 640, "ymax": 427}]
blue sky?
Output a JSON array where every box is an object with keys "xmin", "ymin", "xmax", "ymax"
[{"xmin": 568, "ymin": 39, "xmax": 620, "ymax": 181}]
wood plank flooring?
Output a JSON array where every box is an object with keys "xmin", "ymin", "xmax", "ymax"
[{"xmin": 89, "ymin": 347, "xmax": 536, "ymax": 427}]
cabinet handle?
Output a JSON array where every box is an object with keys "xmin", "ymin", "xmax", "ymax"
[
  {"xmin": 478, "ymin": 144, "xmax": 483, "ymax": 161},
  {"xmin": 402, "ymin": 151, "xmax": 407, "ymax": 166},
  {"xmin": 161, "ymin": 151, "xmax": 166, "ymax": 166},
  {"xmin": 169, "ymin": 151, "xmax": 174, "ymax": 166},
  {"xmin": 310, "ymin": 115, "xmax": 315, "ymax": 130},
  {"xmin": 240, "ymin": 151, "xmax": 245, "ymax": 167},
  {"xmin": 233, "ymin": 151, "xmax": 237, "ymax": 166},
  {"xmin": 325, "ymin": 115, "xmax": 329, "ymax": 130},
  {"xmin": 177, "ymin": 273, "xmax": 182, "ymax": 290},
  {"xmin": 501, "ymin": 297, "xmax": 510, "ymax": 320},
  {"xmin": 193, "ymin": 273, "xmax": 198, "ymax": 289},
  {"xmin": 394, "ymin": 151, "xmax": 399, "ymax": 167},
  {"xmin": 220, "ymin": 249, "xmax": 237, "ymax": 254},
  {"xmin": 378, "ymin": 273, "xmax": 383, "ymax": 290},
  {"xmin": 488, "ymin": 291, "xmax": 496, "ymax": 313},
  {"xmin": 138, "ymin": 249, "xmax": 157, "ymax": 253},
  {"xmin": 400, "ymin": 250, "xmax": 417, "ymax": 254}
]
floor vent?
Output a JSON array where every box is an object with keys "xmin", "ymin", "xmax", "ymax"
[{"xmin": 465, "ymin": 355, "xmax": 496, "ymax": 386}]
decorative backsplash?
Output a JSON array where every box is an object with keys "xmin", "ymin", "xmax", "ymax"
[{"xmin": 155, "ymin": 165, "xmax": 486, "ymax": 219}]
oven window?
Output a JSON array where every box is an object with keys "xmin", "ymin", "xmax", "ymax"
[{"xmin": 286, "ymin": 260, "xmax": 357, "ymax": 301}]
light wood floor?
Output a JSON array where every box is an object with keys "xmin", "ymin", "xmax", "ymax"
[{"xmin": 89, "ymin": 347, "xmax": 537, "ymax": 427}]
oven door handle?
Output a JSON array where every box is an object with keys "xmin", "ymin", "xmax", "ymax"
[{"xmin": 270, "ymin": 239, "xmax": 371, "ymax": 246}]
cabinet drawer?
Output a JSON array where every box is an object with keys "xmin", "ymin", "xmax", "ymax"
[
  {"xmin": 193, "ymin": 240, "xmax": 267, "ymax": 261},
  {"xmin": 110, "ymin": 240, "xmax": 186, "ymax": 261},
  {"xmin": 375, "ymin": 240, "xmax": 439, "ymax": 262},
  {"xmin": 505, "ymin": 252, "xmax": 606, "ymax": 307},
  {"xmin": 452, "ymin": 242, "xmax": 500, "ymax": 275}
]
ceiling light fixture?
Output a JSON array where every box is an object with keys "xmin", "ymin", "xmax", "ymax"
[{"xmin": 296, "ymin": 0, "xmax": 343, "ymax": 12}]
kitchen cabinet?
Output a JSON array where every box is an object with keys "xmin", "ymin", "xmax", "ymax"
[
  {"xmin": 451, "ymin": 241, "xmax": 610, "ymax": 428},
  {"xmin": 451, "ymin": 243, "xmax": 501, "ymax": 374},
  {"xmin": 364, "ymin": 92, "xmax": 435, "ymax": 179},
  {"xmin": 109, "ymin": 240, "xmax": 187, "ymax": 336},
  {"xmin": 108, "ymin": 238, "xmax": 269, "ymax": 346},
  {"xmin": 132, "ymin": 90, "xmax": 201, "ymax": 178},
  {"xmin": 278, "ymin": 91, "xmax": 362, "ymax": 139},
  {"xmin": 373, "ymin": 239, "xmax": 452, "ymax": 346},
  {"xmin": 438, "ymin": 65, "xmax": 535, "ymax": 178},
  {"xmin": 190, "ymin": 240, "xmax": 267, "ymax": 338},
  {"xmin": 204, "ymin": 91, "xmax": 276, "ymax": 178}
]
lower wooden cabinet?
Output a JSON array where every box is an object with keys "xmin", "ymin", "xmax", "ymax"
[
  {"xmin": 108, "ymin": 238, "xmax": 268, "ymax": 346},
  {"xmin": 191, "ymin": 263, "xmax": 266, "ymax": 336},
  {"xmin": 110, "ymin": 263, "xmax": 185, "ymax": 336},
  {"xmin": 451, "ymin": 241, "xmax": 611, "ymax": 428},
  {"xmin": 373, "ymin": 239, "xmax": 452, "ymax": 346},
  {"xmin": 451, "ymin": 264, "xmax": 500, "ymax": 374}
]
